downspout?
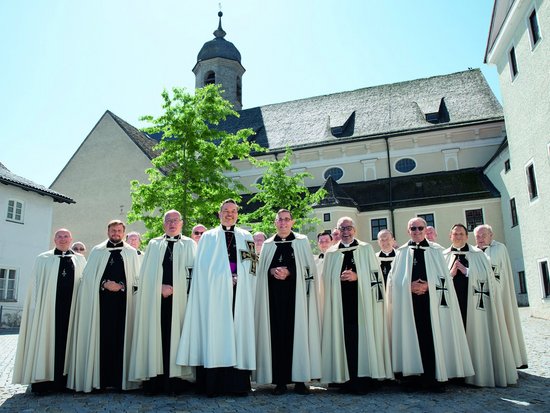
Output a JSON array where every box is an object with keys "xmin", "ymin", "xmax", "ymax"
[{"xmin": 385, "ymin": 137, "xmax": 395, "ymax": 235}]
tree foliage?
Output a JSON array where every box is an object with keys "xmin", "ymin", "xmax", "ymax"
[
  {"xmin": 240, "ymin": 148, "xmax": 326, "ymax": 236},
  {"xmin": 127, "ymin": 85, "xmax": 263, "ymax": 240}
]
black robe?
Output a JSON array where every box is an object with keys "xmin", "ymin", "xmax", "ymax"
[
  {"xmin": 196, "ymin": 226, "xmax": 251, "ymax": 396},
  {"xmin": 144, "ymin": 236, "xmax": 190, "ymax": 394},
  {"xmin": 378, "ymin": 250, "xmax": 396, "ymax": 285},
  {"xmin": 31, "ymin": 249, "xmax": 75, "ymax": 393},
  {"xmin": 451, "ymin": 245, "xmax": 469, "ymax": 326},
  {"xmin": 268, "ymin": 233, "xmax": 298, "ymax": 385},
  {"xmin": 409, "ymin": 239, "xmax": 436, "ymax": 382},
  {"xmin": 99, "ymin": 241, "xmax": 127, "ymax": 389}
]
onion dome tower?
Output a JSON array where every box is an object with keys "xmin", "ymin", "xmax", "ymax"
[{"xmin": 193, "ymin": 11, "xmax": 245, "ymax": 110}]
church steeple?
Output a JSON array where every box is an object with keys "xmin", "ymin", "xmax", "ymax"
[{"xmin": 193, "ymin": 11, "xmax": 245, "ymax": 110}]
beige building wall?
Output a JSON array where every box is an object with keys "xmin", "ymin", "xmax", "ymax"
[
  {"xmin": 486, "ymin": 0, "xmax": 550, "ymax": 318},
  {"xmin": 50, "ymin": 113, "xmax": 150, "ymax": 251}
]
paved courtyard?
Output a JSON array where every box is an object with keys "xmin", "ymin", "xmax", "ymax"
[{"xmin": 1, "ymin": 308, "xmax": 548, "ymax": 412}]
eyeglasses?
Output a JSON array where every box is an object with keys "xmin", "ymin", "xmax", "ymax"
[
  {"xmin": 165, "ymin": 219, "xmax": 181, "ymax": 224},
  {"xmin": 276, "ymin": 217, "xmax": 292, "ymax": 223},
  {"xmin": 193, "ymin": 231, "xmax": 204, "ymax": 236},
  {"xmin": 338, "ymin": 226, "xmax": 354, "ymax": 232},
  {"xmin": 409, "ymin": 226, "xmax": 425, "ymax": 232},
  {"xmin": 73, "ymin": 247, "xmax": 85, "ymax": 252}
]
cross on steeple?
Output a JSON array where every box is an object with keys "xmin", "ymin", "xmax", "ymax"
[
  {"xmin": 435, "ymin": 276, "xmax": 449, "ymax": 307},
  {"xmin": 474, "ymin": 280, "xmax": 490, "ymax": 310},
  {"xmin": 371, "ymin": 271, "xmax": 384, "ymax": 302},
  {"xmin": 240, "ymin": 241, "xmax": 258, "ymax": 275}
]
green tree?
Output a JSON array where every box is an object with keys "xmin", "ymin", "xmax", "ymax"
[
  {"xmin": 128, "ymin": 85, "xmax": 263, "ymax": 240},
  {"xmin": 240, "ymin": 148, "xmax": 326, "ymax": 236}
]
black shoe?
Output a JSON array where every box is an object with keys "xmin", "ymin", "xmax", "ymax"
[
  {"xmin": 294, "ymin": 382, "xmax": 310, "ymax": 395},
  {"xmin": 272, "ymin": 384, "xmax": 287, "ymax": 395}
]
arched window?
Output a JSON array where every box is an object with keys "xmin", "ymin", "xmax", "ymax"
[
  {"xmin": 205, "ymin": 71, "xmax": 215, "ymax": 85},
  {"xmin": 395, "ymin": 158, "xmax": 416, "ymax": 173},
  {"xmin": 236, "ymin": 76, "xmax": 242, "ymax": 106},
  {"xmin": 323, "ymin": 167, "xmax": 344, "ymax": 181}
]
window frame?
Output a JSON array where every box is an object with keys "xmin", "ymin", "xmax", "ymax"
[
  {"xmin": 465, "ymin": 208, "xmax": 484, "ymax": 232},
  {"xmin": 417, "ymin": 213, "xmax": 435, "ymax": 228},
  {"xmin": 509, "ymin": 46, "xmax": 519, "ymax": 80},
  {"xmin": 528, "ymin": 8, "xmax": 541, "ymax": 49},
  {"xmin": 6, "ymin": 199, "xmax": 24, "ymax": 224},
  {"xmin": 370, "ymin": 217, "xmax": 388, "ymax": 241},
  {"xmin": 525, "ymin": 161, "xmax": 538, "ymax": 201},
  {"xmin": 539, "ymin": 259, "xmax": 550, "ymax": 299},
  {"xmin": 394, "ymin": 157, "xmax": 417, "ymax": 174},
  {"xmin": 510, "ymin": 197, "xmax": 519, "ymax": 227},
  {"xmin": 323, "ymin": 167, "xmax": 344, "ymax": 182},
  {"xmin": 0, "ymin": 267, "xmax": 18, "ymax": 301}
]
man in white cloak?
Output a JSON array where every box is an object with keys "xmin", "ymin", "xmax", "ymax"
[
  {"xmin": 443, "ymin": 224, "xmax": 517, "ymax": 387},
  {"xmin": 176, "ymin": 199, "xmax": 257, "ymax": 397},
  {"xmin": 474, "ymin": 224, "xmax": 528, "ymax": 369},
  {"xmin": 322, "ymin": 217, "xmax": 393, "ymax": 394},
  {"xmin": 387, "ymin": 217, "xmax": 473, "ymax": 392},
  {"xmin": 255, "ymin": 209, "xmax": 321, "ymax": 395},
  {"xmin": 66, "ymin": 220, "xmax": 140, "ymax": 393},
  {"xmin": 13, "ymin": 229, "xmax": 86, "ymax": 393},
  {"xmin": 129, "ymin": 210, "xmax": 196, "ymax": 394}
]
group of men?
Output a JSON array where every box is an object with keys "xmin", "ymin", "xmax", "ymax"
[{"xmin": 13, "ymin": 200, "xmax": 527, "ymax": 398}]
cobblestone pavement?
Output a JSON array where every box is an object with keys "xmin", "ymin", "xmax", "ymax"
[{"xmin": 1, "ymin": 308, "xmax": 548, "ymax": 412}]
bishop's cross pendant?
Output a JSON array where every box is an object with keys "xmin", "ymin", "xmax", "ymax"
[
  {"xmin": 61, "ymin": 269, "xmax": 67, "ymax": 277},
  {"xmin": 109, "ymin": 257, "xmax": 115, "ymax": 266}
]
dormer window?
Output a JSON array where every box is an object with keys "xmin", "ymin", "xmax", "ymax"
[
  {"xmin": 419, "ymin": 97, "xmax": 449, "ymax": 124},
  {"xmin": 330, "ymin": 111, "xmax": 355, "ymax": 137}
]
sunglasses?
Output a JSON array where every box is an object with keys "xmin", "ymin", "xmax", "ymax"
[
  {"xmin": 409, "ymin": 226, "xmax": 425, "ymax": 232},
  {"xmin": 338, "ymin": 226, "xmax": 354, "ymax": 232},
  {"xmin": 73, "ymin": 247, "xmax": 85, "ymax": 252},
  {"xmin": 193, "ymin": 231, "xmax": 204, "ymax": 236}
]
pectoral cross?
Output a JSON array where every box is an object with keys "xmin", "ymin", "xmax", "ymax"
[
  {"xmin": 435, "ymin": 276, "xmax": 449, "ymax": 307},
  {"xmin": 239, "ymin": 241, "xmax": 258, "ymax": 275},
  {"xmin": 371, "ymin": 271, "xmax": 384, "ymax": 302},
  {"xmin": 61, "ymin": 269, "xmax": 67, "ymax": 278},
  {"xmin": 109, "ymin": 257, "xmax": 115, "ymax": 266},
  {"xmin": 474, "ymin": 280, "xmax": 490, "ymax": 310}
]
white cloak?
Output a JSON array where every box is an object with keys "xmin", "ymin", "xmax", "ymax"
[
  {"xmin": 387, "ymin": 242, "xmax": 474, "ymax": 381},
  {"xmin": 65, "ymin": 241, "xmax": 140, "ymax": 392},
  {"xmin": 313, "ymin": 254, "xmax": 325, "ymax": 327},
  {"xmin": 482, "ymin": 240, "xmax": 528, "ymax": 368},
  {"xmin": 129, "ymin": 236, "xmax": 196, "ymax": 382},
  {"xmin": 13, "ymin": 250, "xmax": 86, "ymax": 385},
  {"xmin": 443, "ymin": 244, "xmax": 518, "ymax": 387},
  {"xmin": 321, "ymin": 241, "xmax": 393, "ymax": 383},
  {"xmin": 254, "ymin": 233, "xmax": 322, "ymax": 384},
  {"xmin": 176, "ymin": 226, "xmax": 257, "ymax": 370}
]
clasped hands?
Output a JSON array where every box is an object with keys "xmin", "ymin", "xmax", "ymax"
[
  {"xmin": 340, "ymin": 268, "xmax": 358, "ymax": 282},
  {"xmin": 411, "ymin": 279, "xmax": 429, "ymax": 295},
  {"xmin": 271, "ymin": 266, "xmax": 290, "ymax": 280},
  {"xmin": 102, "ymin": 279, "xmax": 125, "ymax": 292},
  {"xmin": 450, "ymin": 260, "xmax": 467, "ymax": 277}
]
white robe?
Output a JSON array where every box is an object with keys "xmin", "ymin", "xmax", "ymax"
[
  {"xmin": 313, "ymin": 254, "xmax": 325, "ymax": 327},
  {"xmin": 321, "ymin": 241, "xmax": 393, "ymax": 383},
  {"xmin": 176, "ymin": 226, "xmax": 257, "ymax": 370},
  {"xmin": 482, "ymin": 240, "xmax": 528, "ymax": 368},
  {"xmin": 443, "ymin": 244, "xmax": 518, "ymax": 387},
  {"xmin": 13, "ymin": 250, "xmax": 86, "ymax": 385},
  {"xmin": 254, "ymin": 233, "xmax": 322, "ymax": 384},
  {"xmin": 66, "ymin": 241, "xmax": 140, "ymax": 392},
  {"xmin": 387, "ymin": 242, "xmax": 474, "ymax": 381},
  {"xmin": 129, "ymin": 236, "xmax": 196, "ymax": 382}
]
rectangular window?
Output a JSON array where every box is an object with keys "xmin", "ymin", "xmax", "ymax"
[
  {"xmin": 526, "ymin": 163, "xmax": 538, "ymax": 200},
  {"xmin": 540, "ymin": 260, "xmax": 550, "ymax": 298},
  {"xmin": 528, "ymin": 9, "xmax": 541, "ymax": 48},
  {"xmin": 417, "ymin": 213, "xmax": 435, "ymax": 228},
  {"xmin": 323, "ymin": 213, "xmax": 331, "ymax": 222},
  {"xmin": 518, "ymin": 271, "xmax": 527, "ymax": 294},
  {"xmin": 6, "ymin": 200, "xmax": 24, "ymax": 223},
  {"xmin": 370, "ymin": 218, "xmax": 388, "ymax": 241},
  {"xmin": 465, "ymin": 208, "xmax": 484, "ymax": 232},
  {"xmin": 509, "ymin": 46, "xmax": 518, "ymax": 79},
  {"xmin": 510, "ymin": 198, "xmax": 519, "ymax": 227},
  {"xmin": 504, "ymin": 159, "xmax": 511, "ymax": 172},
  {"xmin": 0, "ymin": 268, "xmax": 17, "ymax": 301}
]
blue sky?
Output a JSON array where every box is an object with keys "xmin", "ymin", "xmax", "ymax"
[{"xmin": 1, "ymin": 0, "xmax": 499, "ymax": 187}]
